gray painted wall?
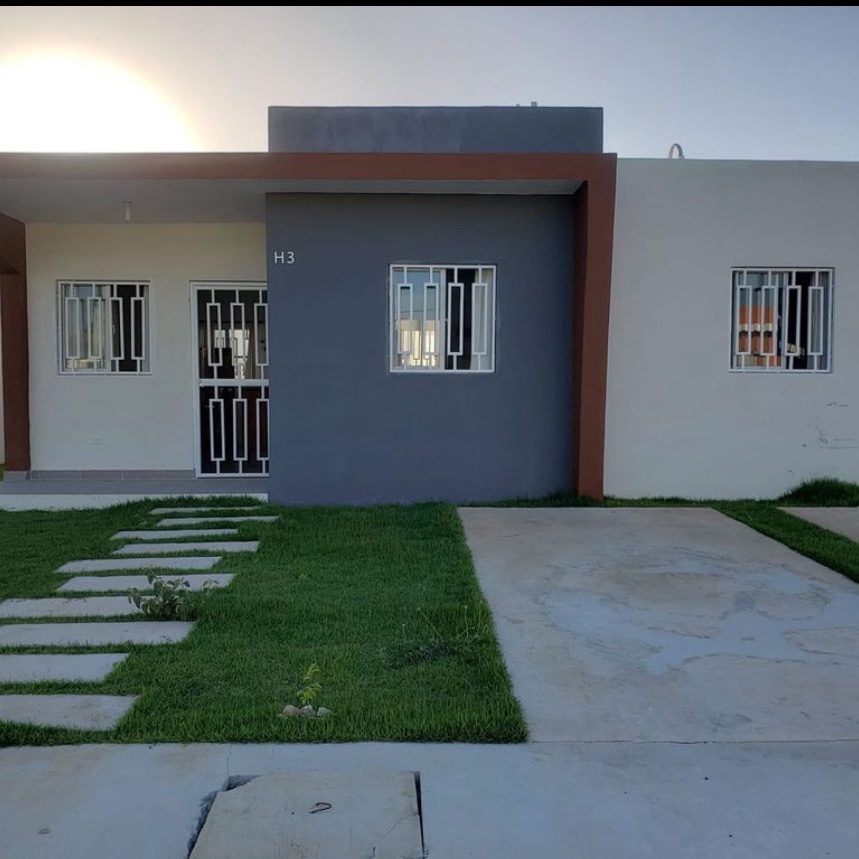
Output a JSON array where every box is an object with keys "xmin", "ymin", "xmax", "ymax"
[
  {"xmin": 268, "ymin": 106, "xmax": 603, "ymax": 153},
  {"xmin": 266, "ymin": 193, "xmax": 574, "ymax": 505}
]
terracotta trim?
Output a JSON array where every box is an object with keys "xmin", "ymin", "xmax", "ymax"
[
  {"xmin": 571, "ymin": 160, "xmax": 617, "ymax": 499},
  {"xmin": 0, "ymin": 212, "xmax": 30, "ymax": 472},
  {"xmin": 0, "ymin": 151, "xmax": 611, "ymax": 182}
]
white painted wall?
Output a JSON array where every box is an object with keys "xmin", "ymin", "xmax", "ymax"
[
  {"xmin": 605, "ymin": 159, "xmax": 859, "ymax": 499},
  {"xmin": 26, "ymin": 224, "xmax": 265, "ymax": 472}
]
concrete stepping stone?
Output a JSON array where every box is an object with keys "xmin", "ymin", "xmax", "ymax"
[
  {"xmin": 189, "ymin": 771, "xmax": 423, "ymax": 859},
  {"xmin": 58, "ymin": 557, "xmax": 221, "ymax": 573},
  {"xmin": 150, "ymin": 506, "xmax": 260, "ymax": 515},
  {"xmin": 156, "ymin": 516, "xmax": 277, "ymax": 526},
  {"xmin": 0, "ymin": 597, "xmax": 140, "ymax": 619},
  {"xmin": 0, "ymin": 621, "xmax": 194, "ymax": 647},
  {"xmin": 113, "ymin": 541, "xmax": 258, "ymax": 556},
  {"xmin": 0, "ymin": 653, "xmax": 127, "ymax": 683},
  {"xmin": 0, "ymin": 694, "xmax": 137, "ymax": 730},
  {"xmin": 111, "ymin": 528, "xmax": 238, "ymax": 541},
  {"xmin": 58, "ymin": 573, "xmax": 235, "ymax": 593}
]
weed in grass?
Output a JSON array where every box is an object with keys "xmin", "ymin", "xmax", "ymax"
[
  {"xmin": 296, "ymin": 662, "xmax": 323, "ymax": 707},
  {"xmin": 128, "ymin": 573, "xmax": 215, "ymax": 621},
  {"xmin": 384, "ymin": 604, "xmax": 491, "ymax": 668}
]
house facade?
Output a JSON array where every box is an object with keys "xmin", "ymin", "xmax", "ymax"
[
  {"xmin": 0, "ymin": 106, "xmax": 856, "ymax": 502},
  {"xmin": 605, "ymin": 159, "xmax": 859, "ymax": 498}
]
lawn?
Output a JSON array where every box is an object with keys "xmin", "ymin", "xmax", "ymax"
[
  {"xmin": 0, "ymin": 501, "xmax": 526, "ymax": 746},
  {"xmin": 1, "ymin": 479, "xmax": 857, "ymax": 747}
]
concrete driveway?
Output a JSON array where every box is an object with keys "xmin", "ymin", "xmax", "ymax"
[{"xmin": 459, "ymin": 507, "xmax": 859, "ymax": 743}]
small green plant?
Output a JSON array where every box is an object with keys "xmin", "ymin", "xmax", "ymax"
[
  {"xmin": 296, "ymin": 662, "xmax": 322, "ymax": 706},
  {"xmin": 128, "ymin": 573, "xmax": 215, "ymax": 621}
]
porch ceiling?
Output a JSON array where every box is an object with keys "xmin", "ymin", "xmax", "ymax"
[{"xmin": 0, "ymin": 152, "xmax": 589, "ymax": 223}]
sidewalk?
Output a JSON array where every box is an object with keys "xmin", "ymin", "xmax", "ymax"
[{"xmin": 2, "ymin": 740, "xmax": 857, "ymax": 859}]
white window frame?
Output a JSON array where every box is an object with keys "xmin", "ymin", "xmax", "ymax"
[
  {"xmin": 729, "ymin": 268, "xmax": 834, "ymax": 373},
  {"xmin": 57, "ymin": 280, "xmax": 151, "ymax": 375},
  {"xmin": 389, "ymin": 264, "xmax": 497, "ymax": 373}
]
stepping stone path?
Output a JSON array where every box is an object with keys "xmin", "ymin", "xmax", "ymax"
[
  {"xmin": 0, "ymin": 621, "xmax": 194, "ymax": 647},
  {"xmin": 0, "ymin": 694, "xmax": 138, "ymax": 730},
  {"xmin": 150, "ymin": 506, "xmax": 260, "ymax": 515},
  {"xmin": 111, "ymin": 528, "xmax": 238, "ymax": 540},
  {"xmin": 156, "ymin": 516, "xmax": 278, "ymax": 526},
  {"xmin": 112, "ymin": 541, "xmax": 259, "ymax": 556},
  {"xmin": 58, "ymin": 573, "xmax": 235, "ymax": 593},
  {"xmin": 0, "ymin": 654, "xmax": 127, "ymax": 683},
  {"xmin": 0, "ymin": 597, "xmax": 141, "ymax": 619},
  {"xmin": 0, "ymin": 502, "xmax": 278, "ymax": 731},
  {"xmin": 57, "ymin": 556, "xmax": 223, "ymax": 573}
]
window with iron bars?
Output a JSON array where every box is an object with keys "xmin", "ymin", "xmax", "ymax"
[
  {"xmin": 730, "ymin": 268, "xmax": 833, "ymax": 372},
  {"xmin": 390, "ymin": 264, "xmax": 496, "ymax": 372},
  {"xmin": 58, "ymin": 281, "xmax": 150, "ymax": 374}
]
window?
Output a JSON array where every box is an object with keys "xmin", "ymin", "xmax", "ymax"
[
  {"xmin": 730, "ymin": 268, "xmax": 833, "ymax": 372},
  {"xmin": 58, "ymin": 281, "xmax": 150, "ymax": 374},
  {"xmin": 390, "ymin": 264, "xmax": 496, "ymax": 372}
]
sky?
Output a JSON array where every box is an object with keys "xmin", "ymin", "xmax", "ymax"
[{"xmin": 1, "ymin": 5, "xmax": 858, "ymax": 160}]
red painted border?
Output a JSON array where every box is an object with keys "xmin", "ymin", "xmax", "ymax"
[
  {"xmin": 0, "ymin": 151, "xmax": 616, "ymax": 496},
  {"xmin": 0, "ymin": 212, "xmax": 30, "ymax": 473}
]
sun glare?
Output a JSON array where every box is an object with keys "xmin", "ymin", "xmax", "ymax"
[{"xmin": 0, "ymin": 51, "xmax": 198, "ymax": 152}]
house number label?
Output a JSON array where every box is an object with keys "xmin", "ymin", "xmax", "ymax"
[{"xmin": 273, "ymin": 250, "xmax": 295, "ymax": 264}]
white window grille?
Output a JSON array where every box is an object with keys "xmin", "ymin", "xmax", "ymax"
[
  {"xmin": 390, "ymin": 264, "xmax": 496, "ymax": 373},
  {"xmin": 730, "ymin": 269, "xmax": 833, "ymax": 372},
  {"xmin": 58, "ymin": 281, "xmax": 150, "ymax": 374}
]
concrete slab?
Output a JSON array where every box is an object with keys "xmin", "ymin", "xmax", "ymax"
[
  {"xmin": 0, "ymin": 494, "xmax": 176, "ymax": 511},
  {"xmin": 0, "ymin": 597, "xmax": 140, "ymax": 619},
  {"xmin": 189, "ymin": 771, "xmax": 422, "ymax": 859},
  {"xmin": 0, "ymin": 621, "xmax": 193, "ymax": 647},
  {"xmin": 113, "ymin": 541, "xmax": 258, "ymax": 556},
  {"xmin": 0, "ymin": 488, "xmax": 266, "ymax": 511},
  {"xmin": 58, "ymin": 557, "xmax": 221, "ymax": 573},
  {"xmin": 111, "ymin": 529, "xmax": 238, "ymax": 540},
  {"xmin": 2, "ymin": 741, "xmax": 859, "ymax": 859},
  {"xmin": 58, "ymin": 574, "xmax": 235, "ymax": 593},
  {"xmin": 459, "ymin": 506, "xmax": 859, "ymax": 743},
  {"xmin": 156, "ymin": 516, "xmax": 277, "ymax": 526},
  {"xmin": 0, "ymin": 654, "xmax": 127, "ymax": 683},
  {"xmin": 781, "ymin": 506, "xmax": 859, "ymax": 542},
  {"xmin": 0, "ymin": 695, "xmax": 136, "ymax": 729},
  {"xmin": 149, "ymin": 506, "xmax": 261, "ymax": 515}
]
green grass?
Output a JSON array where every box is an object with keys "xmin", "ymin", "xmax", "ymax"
[
  {"xmin": 717, "ymin": 501, "xmax": 859, "ymax": 586},
  {"xmin": 1, "ymin": 477, "xmax": 857, "ymax": 746},
  {"xmin": 778, "ymin": 477, "xmax": 859, "ymax": 507},
  {"xmin": 0, "ymin": 500, "xmax": 526, "ymax": 746}
]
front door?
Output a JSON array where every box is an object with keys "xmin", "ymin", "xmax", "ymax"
[{"xmin": 192, "ymin": 283, "xmax": 269, "ymax": 476}]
